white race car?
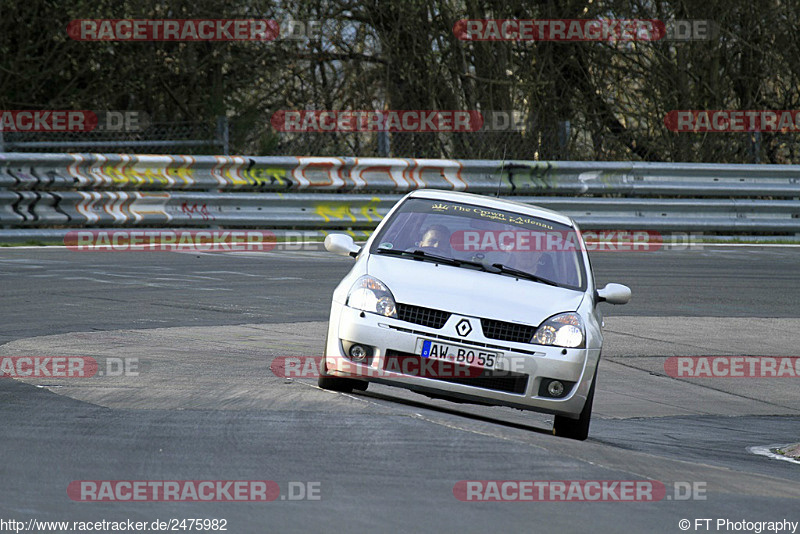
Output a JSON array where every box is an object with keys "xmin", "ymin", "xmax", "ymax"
[{"xmin": 319, "ymin": 190, "xmax": 630, "ymax": 440}]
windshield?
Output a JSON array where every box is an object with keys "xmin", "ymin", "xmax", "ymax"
[{"xmin": 370, "ymin": 197, "xmax": 587, "ymax": 290}]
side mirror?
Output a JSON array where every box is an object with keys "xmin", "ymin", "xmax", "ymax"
[
  {"xmin": 597, "ymin": 283, "xmax": 631, "ymax": 305},
  {"xmin": 324, "ymin": 234, "xmax": 361, "ymax": 258}
]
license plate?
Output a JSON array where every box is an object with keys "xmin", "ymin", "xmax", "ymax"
[{"xmin": 418, "ymin": 339, "xmax": 500, "ymax": 370}]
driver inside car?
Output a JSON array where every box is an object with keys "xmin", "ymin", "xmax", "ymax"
[{"xmin": 417, "ymin": 224, "xmax": 451, "ymax": 254}]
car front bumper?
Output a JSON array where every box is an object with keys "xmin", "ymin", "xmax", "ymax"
[{"xmin": 325, "ymin": 304, "xmax": 601, "ymax": 418}]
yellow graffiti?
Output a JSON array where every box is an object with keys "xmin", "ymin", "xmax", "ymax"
[
  {"xmin": 316, "ymin": 197, "xmax": 383, "ymax": 224},
  {"xmin": 103, "ymin": 165, "xmax": 129, "ymax": 185},
  {"xmin": 359, "ymin": 197, "xmax": 384, "ymax": 223},
  {"xmin": 315, "ymin": 204, "xmax": 356, "ymax": 223},
  {"xmin": 169, "ymin": 166, "xmax": 194, "ymax": 185},
  {"xmin": 226, "ymin": 167, "xmax": 287, "ymax": 187},
  {"xmin": 103, "ymin": 165, "xmax": 171, "ymax": 186},
  {"xmin": 142, "ymin": 166, "xmax": 169, "ymax": 186}
]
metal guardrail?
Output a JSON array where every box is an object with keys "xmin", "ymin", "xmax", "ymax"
[
  {"xmin": 3, "ymin": 154, "xmax": 800, "ymax": 194},
  {"xmin": 1, "ymin": 153, "xmax": 800, "ymax": 239}
]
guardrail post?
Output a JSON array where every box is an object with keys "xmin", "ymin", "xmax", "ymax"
[
  {"xmin": 558, "ymin": 120, "xmax": 571, "ymax": 159},
  {"xmin": 749, "ymin": 132, "xmax": 761, "ymax": 164},
  {"xmin": 378, "ymin": 131, "xmax": 390, "ymax": 157},
  {"xmin": 216, "ymin": 116, "xmax": 230, "ymax": 155}
]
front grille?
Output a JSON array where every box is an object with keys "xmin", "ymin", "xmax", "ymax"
[
  {"xmin": 396, "ymin": 303, "xmax": 451, "ymax": 329},
  {"xmin": 481, "ymin": 318, "xmax": 536, "ymax": 344},
  {"xmin": 387, "ymin": 324, "xmax": 540, "ymax": 356},
  {"xmin": 384, "ymin": 350, "xmax": 529, "ymax": 395}
]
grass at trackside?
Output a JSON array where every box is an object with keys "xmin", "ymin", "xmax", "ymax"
[
  {"xmin": 777, "ymin": 444, "xmax": 800, "ymax": 459},
  {"xmin": 694, "ymin": 238, "xmax": 800, "ymax": 244},
  {"xmin": 0, "ymin": 234, "xmax": 366, "ymax": 248},
  {"xmin": 0, "ymin": 241, "xmax": 56, "ymax": 247}
]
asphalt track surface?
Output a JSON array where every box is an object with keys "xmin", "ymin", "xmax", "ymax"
[{"xmin": 1, "ymin": 246, "xmax": 799, "ymax": 533}]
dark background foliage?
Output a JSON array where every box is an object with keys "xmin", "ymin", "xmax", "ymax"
[{"xmin": 1, "ymin": 0, "xmax": 796, "ymax": 161}]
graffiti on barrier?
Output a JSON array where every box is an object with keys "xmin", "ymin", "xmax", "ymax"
[
  {"xmin": 314, "ymin": 197, "xmax": 384, "ymax": 224},
  {"xmin": 180, "ymin": 202, "xmax": 214, "ymax": 221}
]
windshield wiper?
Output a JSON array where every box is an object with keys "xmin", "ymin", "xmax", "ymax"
[
  {"xmin": 375, "ymin": 247, "xmax": 462, "ymax": 267},
  {"xmin": 491, "ymin": 263, "xmax": 560, "ymax": 287},
  {"xmin": 452, "ymin": 256, "xmax": 501, "ymax": 273},
  {"xmin": 375, "ymin": 248, "xmax": 500, "ymax": 272}
]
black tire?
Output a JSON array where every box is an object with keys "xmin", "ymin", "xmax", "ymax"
[
  {"xmin": 552, "ymin": 367, "xmax": 597, "ymax": 441},
  {"xmin": 351, "ymin": 379, "xmax": 369, "ymax": 391},
  {"xmin": 317, "ymin": 335, "xmax": 368, "ymax": 393}
]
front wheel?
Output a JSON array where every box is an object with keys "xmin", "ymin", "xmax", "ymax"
[
  {"xmin": 317, "ymin": 335, "xmax": 368, "ymax": 393},
  {"xmin": 552, "ymin": 368, "xmax": 596, "ymax": 441}
]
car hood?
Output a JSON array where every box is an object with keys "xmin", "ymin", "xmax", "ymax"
[{"xmin": 366, "ymin": 254, "xmax": 585, "ymax": 326}]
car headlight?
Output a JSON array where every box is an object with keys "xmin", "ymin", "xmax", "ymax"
[
  {"xmin": 346, "ymin": 275, "xmax": 398, "ymax": 318},
  {"xmin": 532, "ymin": 312, "xmax": 585, "ymax": 348}
]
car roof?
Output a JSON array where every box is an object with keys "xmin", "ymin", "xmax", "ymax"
[{"xmin": 407, "ymin": 189, "xmax": 575, "ymax": 227}]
